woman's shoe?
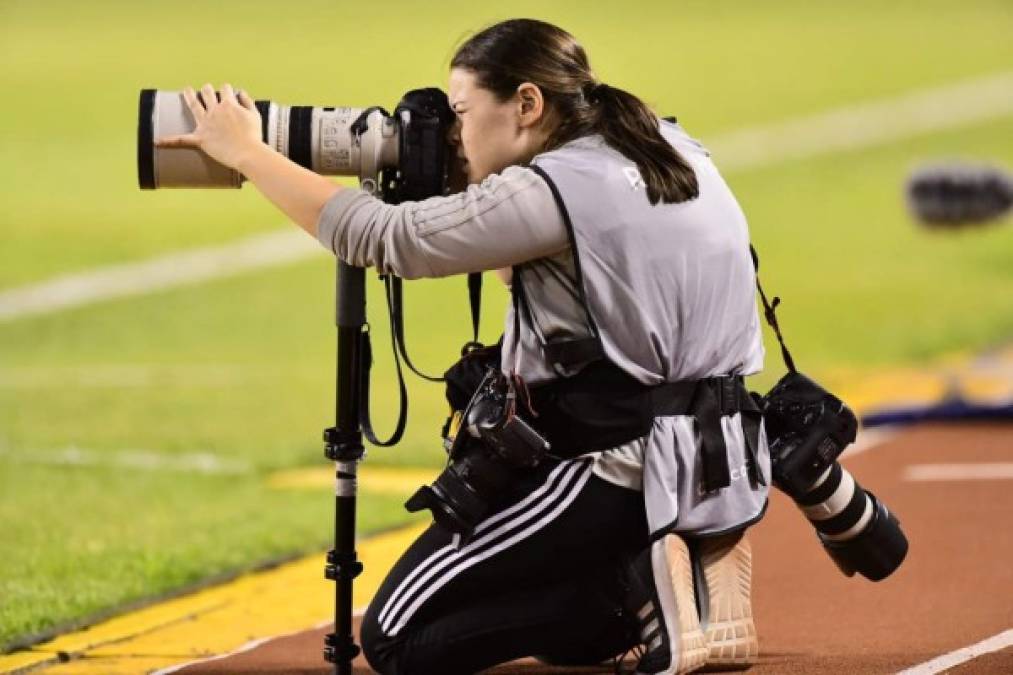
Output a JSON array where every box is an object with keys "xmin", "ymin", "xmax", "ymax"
[
  {"xmin": 620, "ymin": 533, "xmax": 709, "ymax": 674},
  {"xmin": 696, "ymin": 532, "xmax": 758, "ymax": 670}
]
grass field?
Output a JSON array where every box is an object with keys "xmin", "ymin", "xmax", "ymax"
[{"xmin": 2, "ymin": 0, "xmax": 1012, "ymax": 653}]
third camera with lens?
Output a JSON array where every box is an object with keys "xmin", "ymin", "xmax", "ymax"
[
  {"xmin": 761, "ymin": 371, "xmax": 908, "ymax": 581},
  {"xmin": 405, "ymin": 367, "xmax": 551, "ymax": 541}
]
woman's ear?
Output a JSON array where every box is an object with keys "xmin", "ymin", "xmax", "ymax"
[{"xmin": 515, "ymin": 82, "xmax": 545, "ymax": 128}]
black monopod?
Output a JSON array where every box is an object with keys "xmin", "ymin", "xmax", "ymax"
[
  {"xmin": 322, "ymin": 261, "xmax": 367, "ymax": 674},
  {"xmin": 319, "ymin": 90, "xmax": 456, "ymax": 675}
]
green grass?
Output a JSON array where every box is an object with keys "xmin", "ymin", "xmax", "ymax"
[
  {"xmin": 0, "ymin": 461, "xmax": 424, "ymax": 647},
  {"xmin": 0, "ymin": 260, "xmax": 510, "ymax": 468},
  {"xmin": 1, "ymin": 0, "xmax": 1012, "ymax": 655}
]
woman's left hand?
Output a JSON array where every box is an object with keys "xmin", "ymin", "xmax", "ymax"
[{"xmin": 155, "ymin": 83, "xmax": 263, "ymax": 171}]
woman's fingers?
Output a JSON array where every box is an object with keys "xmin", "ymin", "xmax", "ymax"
[
  {"xmin": 181, "ymin": 86, "xmax": 205, "ymax": 121},
  {"xmin": 200, "ymin": 83, "xmax": 218, "ymax": 112},
  {"xmin": 159, "ymin": 82, "xmax": 259, "ymax": 162},
  {"xmin": 236, "ymin": 89, "xmax": 255, "ymax": 111},
  {"xmin": 183, "ymin": 82, "xmax": 252, "ymax": 118},
  {"xmin": 154, "ymin": 133, "xmax": 200, "ymax": 148},
  {"xmin": 220, "ymin": 82, "xmax": 237, "ymax": 104}
]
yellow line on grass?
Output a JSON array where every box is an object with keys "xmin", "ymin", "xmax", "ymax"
[
  {"xmin": 827, "ymin": 345, "xmax": 1013, "ymax": 417},
  {"xmin": 0, "ymin": 521, "xmax": 427, "ymax": 674},
  {"xmin": 267, "ymin": 464, "xmax": 439, "ymax": 493}
]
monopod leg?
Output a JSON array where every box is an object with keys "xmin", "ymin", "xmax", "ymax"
[{"xmin": 323, "ymin": 262, "xmax": 366, "ymax": 675}]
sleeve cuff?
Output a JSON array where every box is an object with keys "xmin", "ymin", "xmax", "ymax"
[{"xmin": 316, "ymin": 187, "xmax": 369, "ymax": 253}]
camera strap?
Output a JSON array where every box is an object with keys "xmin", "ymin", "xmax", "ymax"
[
  {"xmin": 358, "ymin": 271, "xmax": 485, "ymax": 445},
  {"xmin": 384, "ymin": 275, "xmax": 444, "ymax": 383},
  {"xmin": 466, "ymin": 272, "xmax": 483, "ymax": 352},
  {"xmin": 358, "ymin": 319, "xmax": 407, "ymax": 447},
  {"xmin": 750, "ymin": 245, "xmax": 797, "ymax": 374}
]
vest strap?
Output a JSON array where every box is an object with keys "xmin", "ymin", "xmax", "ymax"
[
  {"xmin": 647, "ymin": 376, "xmax": 763, "ymax": 492},
  {"xmin": 523, "ymin": 358, "xmax": 763, "ymax": 492},
  {"xmin": 524, "ymin": 163, "xmax": 605, "ymax": 372},
  {"xmin": 543, "ymin": 337, "xmax": 607, "ymax": 370}
]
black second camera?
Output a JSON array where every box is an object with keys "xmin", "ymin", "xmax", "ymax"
[
  {"xmin": 761, "ymin": 371, "xmax": 908, "ymax": 581},
  {"xmin": 405, "ymin": 368, "xmax": 551, "ymax": 540}
]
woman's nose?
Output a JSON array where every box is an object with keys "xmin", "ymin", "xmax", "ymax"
[{"xmin": 446, "ymin": 119, "xmax": 461, "ymax": 146}]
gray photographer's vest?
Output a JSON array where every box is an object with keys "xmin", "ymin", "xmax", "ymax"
[{"xmin": 503, "ymin": 120, "xmax": 770, "ymax": 537}]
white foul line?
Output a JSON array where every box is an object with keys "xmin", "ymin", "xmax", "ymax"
[
  {"xmin": 903, "ymin": 463, "xmax": 1013, "ymax": 482},
  {"xmin": 895, "ymin": 628, "xmax": 1013, "ymax": 674},
  {"xmin": 0, "ymin": 229, "xmax": 323, "ymax": 322},
  {"xmin": 709, "ymin": 70, "xmax": 1013, "ymax": 171},
  {"xmin": 0, "ymin": 445, "xmax": 253, "ymax": 475},
  {"xmin": 1, "ymin": 70, "xmax": 1011, "ymax": 323},
  {"xmin": 840, "ymin": 428, "xmax": 900, "ymax": 460},
  {"xmin": 149, "ymin": 635, "xmax": 278, "ymax": 675},
  {"xmin": 0, "ymin": 363, "xmax": 250, "ymax": 389}
]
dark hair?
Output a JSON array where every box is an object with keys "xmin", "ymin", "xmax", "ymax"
[{"xmin": 451, "ymin": 18, "xmax": 698, "ymax": 205}]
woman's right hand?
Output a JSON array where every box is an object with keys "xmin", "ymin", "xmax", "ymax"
[{"xmin": 156, "ymin": 83, "xmax": 264, "ymax": 171}]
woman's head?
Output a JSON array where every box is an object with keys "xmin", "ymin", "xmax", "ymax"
[
  {"xmin": 446, "ymin": 68, "xmax": 553, "ymax": 187},
  {"xmin": 448, "ymin": 18, "xmax": 698, "ymax": 204}
]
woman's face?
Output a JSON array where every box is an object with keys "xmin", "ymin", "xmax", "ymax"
[{"xmin": 447, "ymin": 67, "xmax": 551, "ymax": 184}]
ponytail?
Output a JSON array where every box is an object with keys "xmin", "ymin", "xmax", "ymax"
[
  {"xmin": 452, "ymin": 19, "xmax": 699, "ymax": 206},
  {"xmin": 587, "ymin": 83, "xmax": 698, "ymax": 205}
]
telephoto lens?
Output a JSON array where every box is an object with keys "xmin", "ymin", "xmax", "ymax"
[
  {"xmin": 792, "ymin": 462, "xmax": 908, "ymax": 581},
  {"xmin": 762, "ymin": 371, "xmax": 908, "ymax": 581},
  {"xmin": 404, "ymin": 439, "xmax": 524, "ymax": 541},
  {"xmin": 136, "ymin": 89, "xmax": 399, "ymax": 189}
]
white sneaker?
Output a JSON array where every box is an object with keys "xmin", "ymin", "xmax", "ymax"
[
  {"xmin": 695, "ymin": 532, "xmax": 759, "ymax": 669},
  {"xmin": 620, "ymin": 533, "xmax": 709, "ymax": 674}
]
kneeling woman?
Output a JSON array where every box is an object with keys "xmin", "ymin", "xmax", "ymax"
[{"xmin": 161, "ymin": 18, "xmax": 769, "ymax": 675}]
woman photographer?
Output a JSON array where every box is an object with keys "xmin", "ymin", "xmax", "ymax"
[{"xmin": 159, "ymin": 18, "xmax": 769, "ymax": 675}]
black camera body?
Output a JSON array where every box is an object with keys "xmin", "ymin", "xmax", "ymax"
[
  {"xmin": 461, "ymin": 371, "xmax": 551, "ymax": 468},
  {"xmin": 762, "ymin": 371, "xmax": 858, "ymax": 496},
  {"xmin": 760, "ymin": 371, "xmax": 908, "ymax": 581},
  {"xmin": 406, "ymin": 368, "xmax": 551, "ymax": 540}
]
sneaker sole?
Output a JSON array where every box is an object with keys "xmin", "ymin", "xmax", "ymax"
[
  {"xmin": 639, "ymin": 534, "xmax": 709, "ymax": 674},
  {"xmin": 697, "ymin": 533, "xmax": 758, "ymax": 670}
]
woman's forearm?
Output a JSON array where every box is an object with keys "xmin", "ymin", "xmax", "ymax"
[{"xmin": 236, "ymin": 143, "xmax": 342, "ymax": 237}]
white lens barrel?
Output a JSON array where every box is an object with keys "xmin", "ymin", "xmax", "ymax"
[
  {"xmin": 138, "ymin": 89, "xmax": 400, "ymax": 189},
  {"xmin": 137, "ymin": 90, "xmax": 243, "ymax": 189}
]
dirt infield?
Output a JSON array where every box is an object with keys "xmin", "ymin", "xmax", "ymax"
[{"xmin": 177, "ymin": 423, "xmax": 1013, "ymax": 674}]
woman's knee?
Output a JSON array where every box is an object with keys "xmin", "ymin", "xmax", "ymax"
[
  {"xmin": 360, "ymin": 600, "xmax": 398, "ymax": 674},
  {"xmin": 361, "ymin": 602, "xmax": 464, "ymax": 675}
]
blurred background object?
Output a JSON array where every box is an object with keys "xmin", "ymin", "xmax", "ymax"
[{"xmin": 905, "ymin": 161, "xmax": 1011, "ymax": 228}]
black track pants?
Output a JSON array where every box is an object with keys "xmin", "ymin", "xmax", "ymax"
[{"xmin": 360, "ymin": 457, "xmax": 650, "ymax": 674}]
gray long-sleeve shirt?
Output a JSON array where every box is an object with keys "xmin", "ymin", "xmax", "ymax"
[{"xmin": 316, "ymin": 165, "xmax": 568, "ymax": 279}]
